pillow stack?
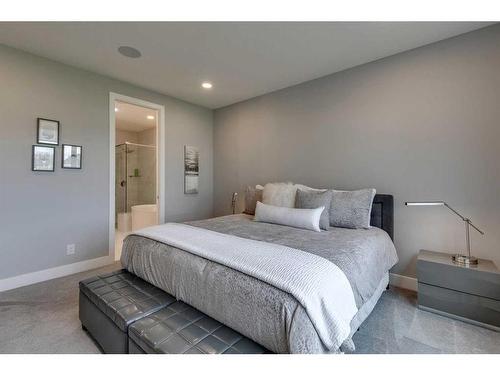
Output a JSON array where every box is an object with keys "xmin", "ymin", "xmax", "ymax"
[{"xmin": 245, "ymin": 181, "xmax": 376, "ymax": 232}]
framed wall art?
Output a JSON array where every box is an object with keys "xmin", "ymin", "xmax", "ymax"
[
  {"xmin": 62, "ymin": 144, "xmax": 82, "ymax": 169},
  {"xmin": 32, "ymin": 145, "xmax": 55, "ymax": 172},
  {"xmin": 37, "ymin": 118, "xmax": 60, "ymax": 145},
  {"xmin": 184, "ymin": 145, "xmax": 199, "ymax": 194}
]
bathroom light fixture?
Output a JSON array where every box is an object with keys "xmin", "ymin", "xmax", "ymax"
[
  {"xmin": 146, "ymin": 115, "xmax": 155, "ymax": 120},
  {"xmin": 118, "ymin": 46, "xmax": 142, "ymax": 58},
  {"xmin": 201, "ymin": 82, "xmax": 213, "ymax": 89},
  {"xmin": 114, "ymin": 107, "xmax": 118, "ymax": 112}
]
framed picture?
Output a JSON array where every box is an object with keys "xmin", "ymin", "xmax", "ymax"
[
  {"xmin": 62, "ymin": 144, "xmax": 82, "ymax": 169},
  {"xmin": 184, "ymin": 145, "xmax": 199, "ymax": 194},
  {"xmin": 37, "ymin": 118, "xmax": 60, "ymax": 145},
  {"xmin": 32, "ymin": 145, "xmax": 55, "ymax": 172}
]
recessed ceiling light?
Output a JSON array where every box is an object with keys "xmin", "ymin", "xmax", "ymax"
[
  {"xmin": 147, "ymin": 115, "xmax": 155, "ymax": 120},
  {"xmin": 201, "ymin": 82, "xmax": 213, "ymax": 89},
  {"xmin": 118, "ymin": 46, "xmax": 142, "ymax": 58},
  {"xmin": 114, "ymin": 107, "xmax": 118, "ymax": 112}
]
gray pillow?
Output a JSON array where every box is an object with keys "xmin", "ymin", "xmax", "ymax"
[
  {"xmin": 329, "ymin": 189, "xmax": 376, "ymax": 229},
  {"xmin": 243, "ymin": 185, "xmax": 263, "ymax": 215},
  {"xmin": 295, "ymin": 189, "xmax": 333, "ymax": 230}
]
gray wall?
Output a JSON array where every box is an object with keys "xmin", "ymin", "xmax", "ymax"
[
  {"xmin": 214, "ymin": 25, "xmax": 500, "ymax": 277},
  {"xmin": 0, "ymin": 45, "xmax": 213, "ymax": 280}
]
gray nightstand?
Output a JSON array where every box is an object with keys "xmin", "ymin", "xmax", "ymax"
[{"xmin": 417, "ymin": 250, "xmax": 500, "ymax": 331}]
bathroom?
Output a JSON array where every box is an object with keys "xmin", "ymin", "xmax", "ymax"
[{"xmin": 114, "ymin": 101, "xmax": 158, "ymax": 259}]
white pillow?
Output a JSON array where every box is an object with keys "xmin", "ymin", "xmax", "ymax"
[
  {"xmin": 254, "ymin": 201, "xmax": 324, "ymax": 232},
  {"xmin": 262, "ymin": 182, "xmax": 297, "ymax": 208},
  {"xmin": 293, "ymin": 183, "xmax": 328, "ymax": 193}
]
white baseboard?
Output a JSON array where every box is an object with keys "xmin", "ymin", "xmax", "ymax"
[
  {"xmin": 0, "ymin": 255, "xmax": 115, "ymax": 292},
  {"xmin": 389, "ymin": 272, "xmax": 418, "ymax": 291}
]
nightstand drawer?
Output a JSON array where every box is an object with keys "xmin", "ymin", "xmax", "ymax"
[
  {"xmin": 417, "ymin": 250, "xmax": 500, "ymax": 300},
  {"xmin": 418, "ymin": 282, "xmax": 500, "ymax": 328}
]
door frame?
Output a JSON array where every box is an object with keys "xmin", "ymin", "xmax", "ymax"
[{"xmin": 108, "ymin": 92, "xmax": 166, "ymax": 260}]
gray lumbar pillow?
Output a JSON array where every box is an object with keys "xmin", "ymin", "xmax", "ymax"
[
  {"xmin": 243, "ymin": 185, "xmax": 264, "ymax": 215},
  {"xmin": 329, "ymin": 188, "xmax": 376, "ymax": 229},
  {"xmin": 295, "ymin": 189, "xmax": 333, "ymax": 230}
]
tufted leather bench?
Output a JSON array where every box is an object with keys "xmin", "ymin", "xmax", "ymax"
[
  {"xmin": 80, "ymin": 269, "xmax": 269, "ymax": 354},
  {"xmin": 79, "ymin": 269, "xmax": 176, "ymax": 353},
  {"xmin": 128, "ymin": 300, "xmax": 269, "ymax": 354}
]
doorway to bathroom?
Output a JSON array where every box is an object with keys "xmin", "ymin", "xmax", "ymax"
[{"xmin": 109, "ymin": 93, "xmax": 165, "ymax": 260}]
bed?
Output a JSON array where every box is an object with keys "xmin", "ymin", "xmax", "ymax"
[{"xmin": 121, "ymin": 194, "xmax": 398, "ymax": 354}]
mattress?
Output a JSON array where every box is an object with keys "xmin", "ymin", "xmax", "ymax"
[{"xmin": 121, "ymin": 214, "xmax": 398, "ymax": 353}]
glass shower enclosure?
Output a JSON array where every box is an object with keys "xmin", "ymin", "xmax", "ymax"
[{"xmin": 115, "ymin": 142, "xmax": 157, "ymax": 226}]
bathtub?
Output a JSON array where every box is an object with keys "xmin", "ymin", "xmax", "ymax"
[{"xmin": 131, "ymin": 204, "xmax": 158, "ymax": 231}]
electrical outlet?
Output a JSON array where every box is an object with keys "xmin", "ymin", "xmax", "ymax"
[{"xmin": 66, "ymin": 244, "xmax": 76, "ymax": 255}]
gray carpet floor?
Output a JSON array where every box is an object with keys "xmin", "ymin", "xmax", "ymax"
[{"xmin": 1, "ymin": 264, "xmax": 499, "ymax": 354}]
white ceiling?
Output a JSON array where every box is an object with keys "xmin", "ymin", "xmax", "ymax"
[
  {"xmin": 115, "ymin": 101, "xmax": 157, "ymax": 132},
  {"xmin": 0, "ymin": 22, "xmax": 493, "ymax": 109}
]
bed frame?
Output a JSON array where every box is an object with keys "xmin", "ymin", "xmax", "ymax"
[
  {"xmin": 80, "ymin": 193, "xmax": 395, "ymax": 354},
  {"xmin": 370, "ymin": 194, "xmax": 394, "ymax": 240}
]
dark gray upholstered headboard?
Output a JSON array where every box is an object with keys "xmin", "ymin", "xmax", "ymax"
[{"xmin": 370, "ymin": 194, "xmax": 394, "ymax": 240}]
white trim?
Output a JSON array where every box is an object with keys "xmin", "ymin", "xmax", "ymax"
[
  {"xmin": 389, "ymin": 272, "xmax": 418, "ymax": 291},
  {"xmin": 0, "ymin": 256, "xmax": 114, "ymax": 292},
  {"xmin": 109, "ymin": 92, "xmax": 166, "ymax": 261}
]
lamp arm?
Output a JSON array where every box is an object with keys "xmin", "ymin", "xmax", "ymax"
[{"xmin": 443, "ymin": 203, "xmax": 485, "ymax": 235}]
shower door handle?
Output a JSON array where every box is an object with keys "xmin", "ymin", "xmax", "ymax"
[{"xmin": 120, "ymin": 180, "xmax": 126, "ymax": 187}]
